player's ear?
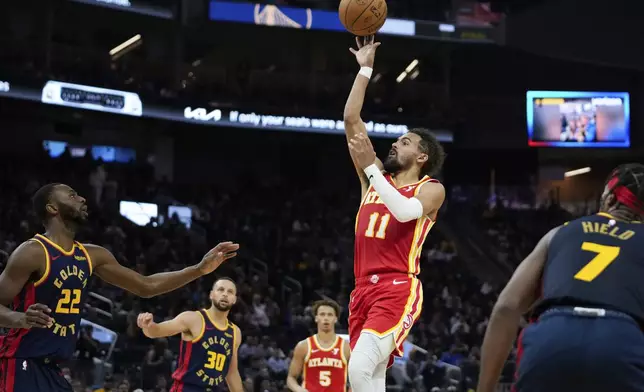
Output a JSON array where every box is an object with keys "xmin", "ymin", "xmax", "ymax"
[
  {"xmin": 417, "ymin": 153, "xmax": 428, "ymax": 165},
  {"xmin": 603, "ymin": 192, "xmax": 617, "ymax": 209},
  {"xmin": 46, "ymin": 203, "xmax": 57, "ymax": 215}
]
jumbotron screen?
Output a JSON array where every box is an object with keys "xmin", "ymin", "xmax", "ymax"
[{"xmin": 526, "ymin": 90, "xmax": 630, "ymax": 148}]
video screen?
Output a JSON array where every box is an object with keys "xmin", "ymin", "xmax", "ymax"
[
  {"xmin": 526, "ymin": 91, "xmax": 630, "ymax": 148},
  {"xmin": 119, "ymin": 201, "xmax": 158, "ymax": 226}
]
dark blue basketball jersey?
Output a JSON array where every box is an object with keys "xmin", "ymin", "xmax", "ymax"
[
  {"xmin": 171, "ymin": 310, "xmax": 237, "ymax": 392},
  {"xmin": 0, "ymin": 234, "xmax": 92, "ymax": 361},
  {"xmin": 536, "ymin": 212, "xmax": 644, "ymax": 321}
]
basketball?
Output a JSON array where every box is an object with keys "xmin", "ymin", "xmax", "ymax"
[{"xmin": 338, "ymin": 0, "xmax": 388, "ymax": 37}]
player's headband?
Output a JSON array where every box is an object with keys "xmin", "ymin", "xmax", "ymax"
[{"xmin": 607, "ymin": 175, "xmax": 644, "ymax": 215}]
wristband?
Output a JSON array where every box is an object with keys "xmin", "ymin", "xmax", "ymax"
[
  {"xmin": 358, "ymin": 67, "xmax": 373, "ymax": 80},
  {"xmin": 363, "ymin": 163, "xmax": 380, "ymax": 180}
]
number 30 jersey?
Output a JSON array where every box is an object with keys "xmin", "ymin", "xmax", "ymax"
[
  {"xmin": 302, "ymin": 335, "xmax": 347, "ymax": 392},
  {"xmin": 172, "ymin": 310, "xmax": 237, "ymax": 392},
  {"xmin": 354, "ymin": 174, "xmax": 439, "ymax": 279},
  {"xmin": 0, "ymin": 234, "xmax": 92, "ymax": 361},
  {"xmin": 536, "ymin": 213, "xmax": 644, "ymax": 322}
]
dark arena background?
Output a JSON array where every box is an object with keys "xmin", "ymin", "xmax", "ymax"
[{"xmin": 1, "ymin": 0, "xmax": 643, "ymax": 391}]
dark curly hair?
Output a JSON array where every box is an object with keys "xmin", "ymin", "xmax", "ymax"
[{"xmin": 409, "ymin": 128, "xmax": 446, "ymax": 177}]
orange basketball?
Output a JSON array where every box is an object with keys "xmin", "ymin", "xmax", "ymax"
[{"xmin": 338, "ymin": 0, "xmax": 388, "ymax": 37}]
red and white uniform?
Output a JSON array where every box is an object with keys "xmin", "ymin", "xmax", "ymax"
[
  {"xmin": 302, "ymin": 335, "xmax": 348, "ymax": 392},
  {"xmin": 350, "ymin": 174, "xmax": 438, "ymax": 366}
]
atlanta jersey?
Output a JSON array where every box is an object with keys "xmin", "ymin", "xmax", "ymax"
[
  {"xmin": 354, "ymin": 175, "xmax": 438, "ymax": 278},
  {"xmin": 171, "ymin": 310, "xmax": 238, "ymax": 392},
  {"xmin": 302, "ymin": 335, "xmax": 348, "ymax": 392},
  {"xmin": 0, "ymin": 234, "xmax": 92, "ymax": 361}
]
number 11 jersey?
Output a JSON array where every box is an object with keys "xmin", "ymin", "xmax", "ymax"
[{"xmin": 354, "ymin": 174, "xmax": 438, "ymax": 279}]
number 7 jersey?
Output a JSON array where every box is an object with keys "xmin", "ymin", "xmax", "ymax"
[
  {"xmin": 354, "ymin": 175, "xmax": 438, "ymax": 279},
  {"xmin": 535, "ymin": 213, "xmax": 644, "ymax": 321}
]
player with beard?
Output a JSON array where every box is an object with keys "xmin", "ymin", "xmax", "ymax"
[
  {"xmin": 342, "ymin": 36, "xmax": 446, "ymax": 392},
  {"xmin": 0, "ymin": 184, "xmax": 238, "ymax": 392},
  {"xmin": 137, "ymin": 277, "xmax": 243, "ymax": 392}
]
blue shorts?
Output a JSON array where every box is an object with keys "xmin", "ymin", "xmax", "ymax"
[
  {"xmin": 0, "ymin": 358, "xmax": 71, "ymax": 392},
  {"xmin": 170, "ymin": 381, "xmax": 223, "ymax": 392},
  {"xmin": 515, "ymin": 307, "xmax": 644, "ymax": 392}
]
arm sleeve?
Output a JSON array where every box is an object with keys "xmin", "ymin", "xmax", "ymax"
[{"xmin": 363, "ymin": 164, "xmax": 424, "ymax": 223}]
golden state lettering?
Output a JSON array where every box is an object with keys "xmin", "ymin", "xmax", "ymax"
[
  {"xmin": 363, "ymin": 191, "xmax": 384, "ymax": 206},
  {"xmin": 582, "ymin": 221, "xmax": 635, "ymax": 240},
  {"xmin": 49, "ymin": 321, "xmax": 76, "ymax": 338},
  {"xmin": 196, "ymin": 369, "xmax": 225, "ymax": 387},
  {"xmin": 53, "ymin": 265, "xmax": 88, "ymax": 289},
  {"xmin": 307, "ymin": 357, "xmax": 344, "ymax": 369},
  {"xmin": 202, "ymin": 336, "xmax": 232, "ymax": 356}
]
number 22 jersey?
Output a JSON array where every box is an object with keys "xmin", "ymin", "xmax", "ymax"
[{"xmin": 0, "ymin": 234, "xmax": 92, "ymax": 361}]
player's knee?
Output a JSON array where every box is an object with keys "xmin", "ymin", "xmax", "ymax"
[{"xmin": 348, "ymin": 350, "xmax": 376, "ymax": 389}]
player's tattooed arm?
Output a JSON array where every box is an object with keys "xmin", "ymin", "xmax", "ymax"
[
  {"xmin": 136, "ymin": 311, "xmax": 199, "ymax": 339},
  {"xmin": 226, "ymin": 325, "xmax": 245, "ymax": 392},
  {"xmin": 0, "ymin": 241, "xmax": 54, "ymax": 329},
  {"xmin": 344, "ymin": 35, "xmax": 384, "ymax": 198},
  {"xmin": 286, "ymin": 340, "xmax": 310, "ymax": 392},
  {"xmin": 86, "ymin": 242, "xmax": 239, "ymax": 298},
  {"xmin": 477, "ymin": 227, "xmax": 560, "ymax": 392}
]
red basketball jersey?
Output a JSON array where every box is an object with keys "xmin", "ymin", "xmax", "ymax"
[
  {"xmin": 302, "ymin": 335, "xmax": 348, "ymax": 392},
  {"xmin": 354, "ymin": 175, "xmax": 438, "ymax": 279}
]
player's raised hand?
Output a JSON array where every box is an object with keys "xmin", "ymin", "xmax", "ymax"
[
  {"xmin": 137, "ymin": 312, "xmax": 155, "ymax": 329},
  {"xmin": 19, "ymin": 303, "xmax": 54, "ymax": 329},
  {"xmin": 348, "ymin": 133, "xmax": 377, "ymax": 170},
  {"xmin": 349, "ymin": 35, "xmax": 381, "ymax": 68},
  {"xmin": 197, "ymin": 241, "xmax": 240, "ymax": 275}
]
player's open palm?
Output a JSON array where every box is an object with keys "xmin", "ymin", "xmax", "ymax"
[
  {"xmin": 348, "ymin": 133, "xmax": 377, "ymax": 169},
  {"xmin": 349, "ymin": 35, "xmax": 381, "ymax": 68},
  {"xmin": 197, "ymin": 241, "xmax": 240, "ymax": 275},
  {"xmin": 137, "ymin": 312, "xmax": 155, "ymax": 330}
]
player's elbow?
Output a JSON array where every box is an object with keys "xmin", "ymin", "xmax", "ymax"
[
  {"xmin": 390, "ymin": 199, "xmax": 424, "ymax": 223},
  {"xmin": 492, "ymin": 299, "xmax": 522, "ymax": 317},
  {"xmin": 343, "ymin": 113, "xmax": 360, "ymax": 124},
  {"xmin": 136, "ymin": 278, "xmax": 156, "ymax": 298},
  {"xmin": 390, "ymin": 210, "xmax": 416, "ymax": 223}
]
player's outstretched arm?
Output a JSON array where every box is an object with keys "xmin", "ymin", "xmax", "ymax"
[
  {"xmin": 344, "ymin": 35, "xmax": 383, "ymax": 198},
  {"xmin": 0, "ymin": 241, "xmax": 54, "ymax": 329},
  {"xmin": 286, "ymin": 340, "xmax": 309, "ymax": 392},
  {"xmin": 87, "ymin": 241, "xmax": 239, "ymax": 298},
  {"xmin": 349, "ymin": 134, "xmax": 446, "ymax": 222},
  {"xmin": 226, "ymin": 325, "xmax": 245, "ymax": 392},
  {"xmin": 477, "ymin": 227, "xmax": 560, "ymax": 392},
  {"xmin": 137, "ymin": 311, "xmax": 196, "ymax": 339}
]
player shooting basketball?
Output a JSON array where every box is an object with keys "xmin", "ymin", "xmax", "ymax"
[{"xmin": 342, "ymin": 36, "xmax": 446, "ymax": 392}]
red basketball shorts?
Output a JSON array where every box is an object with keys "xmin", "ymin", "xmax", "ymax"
[{"xmin": 348, "ymin": 272, "xmax": 424, "ymax": 367}]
